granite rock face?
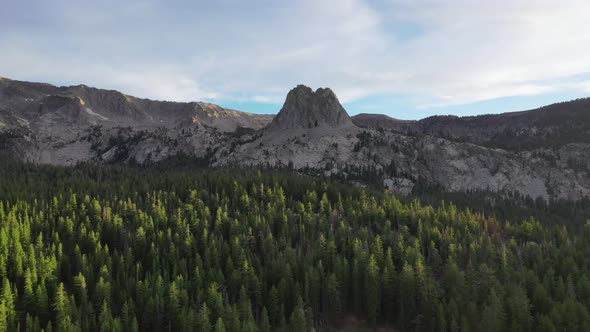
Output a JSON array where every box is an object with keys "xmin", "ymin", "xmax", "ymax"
[
  {"xmin": 269, "ymin": 85, "xmax": 354, "ymax": 130},
  {"xmin": 0, "ymin": 77, "xmax": 273, "ymax": 165},
  {"xmin": 2, "ymin": 77, "xmax": 590, "ymax": 201},
  {"xmin": 352, "ymin": 98, "xmax": 590, "ymax": 151}
]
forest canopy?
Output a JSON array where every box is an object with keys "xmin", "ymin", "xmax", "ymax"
[{"xmin": 0, "ymin": 160, "xmax": 589, "ymax": 331}]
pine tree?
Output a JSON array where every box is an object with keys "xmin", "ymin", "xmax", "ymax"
[
  {"xmin": 1, "ymin": 280, "xmax": 14, "ymax": 329},
  {"xmin": 35, "ymin": 283, "xmax": 50, "ymax": 327},
  {"xmin": 215, "ymin": 317, "xmax": 226, "ymax": 332},
  {"xmin": 507, "ymin": 286, "xmax": 532, "ymax": 332},
  {"xmin": 382, "ymin": 248, "xmax": 397, "ymax": 320},
  {"xmin": 260, "ymin": 306, "xmax": 271, "ymax": 332},
  {"xmin": 229, "ymin": 305, "xmax": 241, "ymax": 332},
  {"xmin": 0, "ymin": 301, "xmax": 7, "ymax": 332},
  {"xmin": 99, "ymin": 301, "xmax": 114, "ymax": 332},
  {"xmin": 366, "ymin": 255, "xmax": 380, "ymax": 326},
  {"xmin": 267, "ymin": 286, "xmax": 281, "ymax": 327},
  {"xmin": 290, "ymin": 296, "xmax": 306, "ymax": 332},
  {"xmin": 53, "ymin": 283, "xmax": 70, "ymax": 329},
  {"xmin": 399, "ymin": 262, "xmax": 416, "ymax": 331},
  {"xmin": 325, "ymin": 274, "xmax": 342, "ymax": 323},
  {"xmin": 198, "ymin": 303, "xmax": 211, "ymax": 332},
  {"xmin": 24, "ymin": 268, "xmax": 36, "ymax": 313},
  {"xmin": 481, "ymin": 290, "xmax": 505, "ymax": 332}
]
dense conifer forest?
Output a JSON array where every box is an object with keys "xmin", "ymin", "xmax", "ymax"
[{"xmin": 0, "ymin": 160, "xmax": 589, "ymax": 331}]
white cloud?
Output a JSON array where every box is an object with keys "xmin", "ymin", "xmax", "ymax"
[
  {"xmin": 381, "ymin": 0, "xmax": 590, "ymax": 106},
  {"xmin": 1, "ymin": 0, "xmax": 589, "ymax": 111},
  {"xmin": 0, "ymin": 44, "xmax": 218, "ymax": 102},
  {"xmin": 251, "ymin": 96, "xmax": 277, "ymax": 103},
  {"xmin": 557, "ymin": 81, "xmax": 590, "ymax": 95},
  {"xmin": 107, "ymin": 70, "xmax": 219, "ymax": 102}
]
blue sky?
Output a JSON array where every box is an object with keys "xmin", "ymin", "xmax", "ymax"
[{"xmin": 1, "ymin": 0, "xmax": 590, "ymax": 120}]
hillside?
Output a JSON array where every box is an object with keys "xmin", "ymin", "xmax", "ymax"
[
  {"xmin": 353, "ymin": 99, "xmax": 590, "ymax": 150},
  {"xmin": 1, "ymin": 77, "xmax": 590, "ymax": 201},
  {"xmin": 0, "ymin": 161, "xmax": 589, "ymax": 331}
]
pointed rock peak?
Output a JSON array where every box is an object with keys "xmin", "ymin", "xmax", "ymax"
[
  {"xmin": 315, "ymin": 87, "xmax": 336, "ymax": 97},
  {"xmin": 269, "ymin": 85, "xmax": 355, "ymax": 130},
  {"xmin": 291, "ymin": 84, "xmax": 314, "ymax": 94}
]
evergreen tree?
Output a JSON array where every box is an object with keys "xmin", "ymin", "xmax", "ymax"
[
  {"xmin": 0, "ymin": 301, "xmax": 7, "ymax": 332},
  {"xmin": 0, "ymin": 160, "xmax": 587, "ymax": 331},
  {"xmin": 260, "ymin": 306, "xmax": 271, "ymax": 332},
  {"xmin": 290, "ymin": 297, "xmax": 306, "ymax": 332},
  {"xmin": 366, "ymin": 254, "xmax": 380, "ymax": 326},
  {"xmin": 198, "ymin": 303, "xmax": 211, "ymax": 332},
  {"xmin": 215, "ymin": 317, "xmax": 226, "ymax": 332},
  {"xmin": 481, "ymin": 290, "xmax": 505, "ymax": 332}
]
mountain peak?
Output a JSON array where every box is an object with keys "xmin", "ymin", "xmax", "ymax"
[{"xmin": 269, "ymin": 85, "xmax": 354, "ymax": 130}]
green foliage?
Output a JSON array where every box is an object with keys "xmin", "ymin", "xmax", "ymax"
[
  {"xmin": 290, "ymin": 297, "xmax": 306, "ymax": 332},
  {"xmin": 215, "ymin": 317, "xmax": 226, "ymax": 332},
  {"xmin": 0, "ymin": 160, "xmax": 588, "ymax": 330}
]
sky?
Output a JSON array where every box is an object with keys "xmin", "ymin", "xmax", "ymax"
[{"xmin": 1, "ymin": 0, "xmax": 590, "ymax": 120}]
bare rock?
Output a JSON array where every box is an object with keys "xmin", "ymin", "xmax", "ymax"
[{"xmin": 269, "ymin": 85, "xmax": 355, "ymax": 130}]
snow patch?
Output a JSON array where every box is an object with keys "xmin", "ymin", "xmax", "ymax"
[{"xmin": 85, "ymin": 108, "xmax": 109, "ymax": 121}]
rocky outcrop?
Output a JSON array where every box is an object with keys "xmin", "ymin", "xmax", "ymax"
[
  {"xmin": 268, "ymin": 85, "xmax": 354, "ymax": 130},
  {"xmin": 0, "ymin": 77, "xmax": 273, "ymax": 132},
  {"xmin": 192, "ymin": 102, "xmax": 273, "ymax": 132},
  {"xmin": 355, "ymin": 99, "xmax": 590, "ymax": 151},
  {"xmin": 352, "ymin": 113, "xmax": 414, "ymax": 131},
  {"xmin": 1, "ymin": 77, "xmax": 590, "ymax": 201},
  {"xmin": 0, "ymin": 77, "xmax": 274, "ymax": 165}
]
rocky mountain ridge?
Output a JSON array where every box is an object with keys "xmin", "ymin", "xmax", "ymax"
[
  {"xmin": 269, "ymin": 85, "xmax": 354, "ymax": 130},
  {"xmin": 1, "ymin": 77, "xmax": 589, "ymax": 201},
  {"xmin": 352, "ymin": 98, "xmax": 590, "ymax": 151}
]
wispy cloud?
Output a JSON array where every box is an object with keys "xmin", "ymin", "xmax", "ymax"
[{"xmin": 1, "ymin": 0, "xmax": 589, "ymax": 114}]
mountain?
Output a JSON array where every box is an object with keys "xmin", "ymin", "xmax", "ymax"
[
  {"xmin": 1, "ymin": 77, "xmax": 589, "ymax": 201},
  {"xmin": 0, "ymin": 77, "xmax": 273, "ymax": 132},
  {"xmin": 353, "ymin": 99, "xmax": 590, "ymax": 151},
  {"xmin": 352, "ymin": 113, "xmax": 413, "ymax": 130},
  {"xmin": 0, "ymin": 77, "xmax": 273, "ymax": 164},
  {"xmin": 269, "ymin": 85, "xmax": 354, "ymax": 130}
]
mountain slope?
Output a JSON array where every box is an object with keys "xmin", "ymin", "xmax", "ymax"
[
  {"xmin": 269, "ymin": 85, "xmax": 354, "ymax": 130},
  {"xmin": 0, "ymin": 77, "xmax": 274, "ymax": 132},
  {"xmin": 353, "ymin": 99, "xmax": 590, "ymax": 150},
  {"xmin": 0, "ymin": 77, "xmax": 273, "ymax": 164},
  {"xmin": 352, "ymin": 113, "xmax": 414, "ymax": 131},
  {"xmin": 1, "ymin": 77, "xmax": 589, "ymax": 201}
]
